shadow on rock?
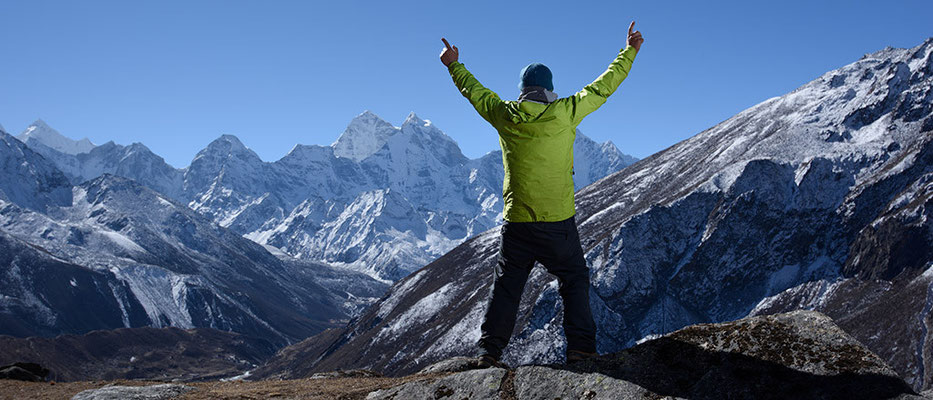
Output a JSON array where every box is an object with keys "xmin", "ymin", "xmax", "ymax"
[{"xmin": 561, "ymin": 338, "xmax": 915, "ymax": 399}]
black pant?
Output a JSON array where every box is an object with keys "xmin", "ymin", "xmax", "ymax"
[{"xmin": 477, "ymin": 215, "xmax": 596, "ymax": 359}]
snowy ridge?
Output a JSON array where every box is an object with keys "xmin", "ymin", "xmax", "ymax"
[
  {"xmin": 17, "ymin": 119, "xmax": 95, "ymax": 155},
  {"xmin": 13, "ymin": 110, "xmax": 636, "ymax": 281}
]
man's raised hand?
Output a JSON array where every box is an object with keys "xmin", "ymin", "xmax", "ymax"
[
  {"xmin": 627, "ymin": 21, "xmax": 644, "ymax": 52},
  {"xmin": 440, "ymin": 38, "xmax": 459, "ymax": 67}
]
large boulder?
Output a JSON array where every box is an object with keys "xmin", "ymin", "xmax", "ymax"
[
  {"xmin": 366, "ymin": 311, "xmax": 922, "ymax": 399},
  {"xmin": 366, "ymin": 368, "xmax": 506, "ymax": 400}
]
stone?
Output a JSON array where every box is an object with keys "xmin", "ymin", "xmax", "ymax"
[
  {"xmin": 366, "ymin": 368, "xmax": 506, "ymax": 400},
  {"xmin": 71, "ymin": 384, "xmax": 194, "ymax": 400},
  {"xmin": 513, "ymin": 366, "xmax": 656, "ymax": 400}
]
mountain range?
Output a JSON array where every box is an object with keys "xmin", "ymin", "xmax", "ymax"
[
  {"xmin": 251, "ymin": 38, "xmax": 933, "ymax": 391},
  {"xmin": 13, "ymin": 112, "xmax": 635, "ymax": 281},
  {"xmin": 0, "ymin": 109, "xmax": 631, "ymax": 344},
  {"xmin": 1, "ymin": 129, "xmax": 389, "ymax": 346}
]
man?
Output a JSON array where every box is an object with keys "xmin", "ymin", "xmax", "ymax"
[{"xmin": 440, "ymin": 22, "xmax": 643, "ymax": 367}]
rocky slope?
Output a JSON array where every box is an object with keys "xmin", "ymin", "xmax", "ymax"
[
  {"xmin": 253, "ymin": 38, "xmax": 933, "ymax": 390},
  {"xmin": 0, "ymin": 130, "xmax": 387, "ymax": 344},
  {"xmin": 366, "ymin": 311, "xmax": 922, "ymax": 400},
  {"xmin": 11, "ymin": 112, "xmax": 635, "ymax": 281}
]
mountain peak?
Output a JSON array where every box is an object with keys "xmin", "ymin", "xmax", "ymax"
[
  {"xmin": 208, "ymin": 134, "xmax": 248, "ymax": 150},
  {"xmin": 347, "ymin": 110, "xmax": 392, "ymax": 127},
  {"xmin": 16, "ymin": 119, "xmax": 96, "ymax": 155},
  {"xmin": 30, "ymin": 118, "xmax": 52, "ymax": 130},
  {"xmin": 403, "ymin": 112, "xmax": 425, "ymax": 126},
  {"xmin": 218, "ymin": 133, "xmax": 242, "ymax": 142},
  {"xmin": 195, "ymin": 134, "xmax": 262, "ymax": 163},
  {"xmin": 332, "ymin": 110, "xmax": 400, "ymax": 162}
]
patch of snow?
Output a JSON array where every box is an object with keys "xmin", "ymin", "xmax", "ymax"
[
  {"xmin": 421, "ymin": 301, "xmax": 485, "ymax": 359},
  {"xmin": 635, "ymin": 333, "xmax": 663, "ymax": 345},
  {"xmin": 99, "ymin": 231, "xmax": 147, "ymax": 254},
  {"xmin": 221, "ymin": 369, "xmax": 252, "ymax": 382},
  {"xmin": 377, "ymin": 282, "xmax": 456, "ymax": 340},
  {"xmin": 377, "ymin": 270, "xmax": 426, "ymax": 319}
]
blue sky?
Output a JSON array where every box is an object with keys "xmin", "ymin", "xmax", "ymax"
[{"xmin": 1, "ymin": 0, "xmax": 931, "ymax": 167}]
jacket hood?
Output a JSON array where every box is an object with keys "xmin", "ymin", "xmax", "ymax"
[{"xmin": 506, "ymin": 87, "xmax": 559, "ymax": 124}]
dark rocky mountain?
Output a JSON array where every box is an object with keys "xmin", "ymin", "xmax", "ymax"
[
  {"xmin": 0, "ymin": 130, "xmax": 72, "ymax": 213},
  {"xmin": 252, "ymin": 38, "xmax": 933, "ymax": 391},
  {"xmin": 0, "ymin": 230, "xmax": 150, "ymax": 338},
  {"xmin": 0, "ymin": 326, "xmax": 277, "ymax": 382}
]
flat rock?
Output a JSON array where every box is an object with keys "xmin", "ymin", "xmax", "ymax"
[
  {"xmin": 366, "ymin": 368, "xmax": 506, "ymax": 400},
  {"xmin": 71, "ymin": 383, "xmax": 194, "ymax": 400},
  {"xmin": 513, "ymin": 366, "xmax": 661, "ymax": 400}
]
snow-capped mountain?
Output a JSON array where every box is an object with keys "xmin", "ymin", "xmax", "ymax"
[
  {"xmin": 25, "ymin": 139, "xmax": 184, "ymax": 199},
  {"xmin": 0, "ymin": 131, "xmax": 72, "ymax": 213},
  {"xmin": 17, "ymin": 119, "xmax": 95, "ymax": 155},
  {"xmin": 12, "ymin": 111, "xmax": 636, "ymax": 282},
  {"xmin": 0, "ymin": 130, "xmax": 388, "ymax": 345},
  {"xmin": 268, "ymin": 38, "xmax": 933, "ymax": 391}
]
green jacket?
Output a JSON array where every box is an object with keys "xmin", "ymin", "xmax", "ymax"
[{"xmin": 447, "ymin": 46, "xmax": 638, "ymax": 222}]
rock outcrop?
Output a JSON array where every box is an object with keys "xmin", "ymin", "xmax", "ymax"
[{"xmin": 364, "ymin": 311, "xmax": 923, "ymax": 399}]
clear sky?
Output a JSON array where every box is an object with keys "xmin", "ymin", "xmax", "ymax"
[{"xmin": 2, "ymin": 0, "xmax": 931, "ymax": 168}]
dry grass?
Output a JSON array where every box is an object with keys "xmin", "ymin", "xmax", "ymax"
[{"xmin": 0, "ymin": 373, "xmax": 451, "ymax": 400}]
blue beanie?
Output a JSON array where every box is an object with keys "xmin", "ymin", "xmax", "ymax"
[{"xmin": 518, "ymin": 63, "xmax": 553, "ymax": 91}]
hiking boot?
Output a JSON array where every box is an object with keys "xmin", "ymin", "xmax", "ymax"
[
  {"xmin": 566, "ymin": 350, "xmax": 599, "ymax": 363},
  {"xmin": 475, "ymin": 354, "xmax": 509, "ymax": 369}
]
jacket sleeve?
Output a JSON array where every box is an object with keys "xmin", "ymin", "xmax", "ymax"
[
  {"xmin": 447, "ymin": 61, "xmax": 504, "ymax": 125},
  {"xmin": 568, "ymin": 46, "xmax": 638, "ymax": 125}
]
